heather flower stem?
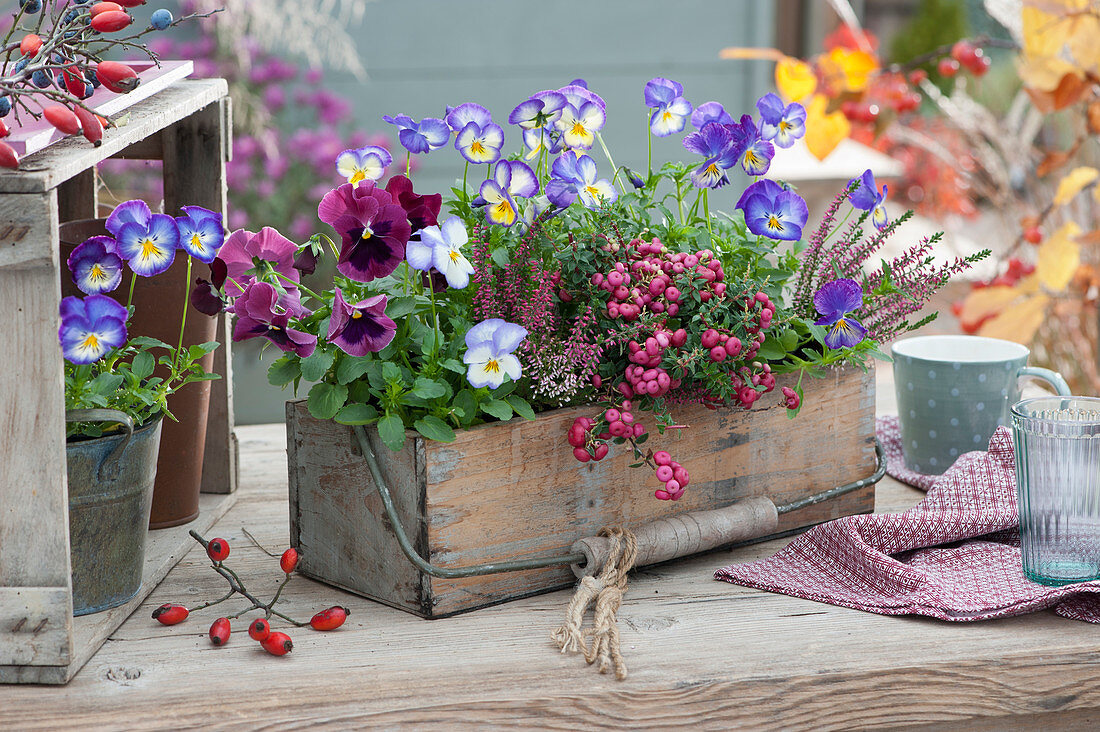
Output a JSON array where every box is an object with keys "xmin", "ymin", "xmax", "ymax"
[
  {"xmin": 595, "ymin": 131, "xmax": 627, "ymax": 194},
  {"xmin": 171, "ymin": 255, "xmax": 193, "ymax": 377},
  {"xmin": 819, "ymin": 207, "xmax": 853, "ymax": 247}
]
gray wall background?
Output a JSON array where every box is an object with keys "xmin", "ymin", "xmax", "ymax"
[{"xmin": 228, "ymin": 0, "xmax": 778, "ymax": 423}]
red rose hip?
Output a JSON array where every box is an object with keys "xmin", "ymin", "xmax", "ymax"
[
  {"xmin": 310, "ymin": 606, "xmax": 350, "ymax": 631},
  {"xmin": 280, "ymin": 547, "xmax": 300, "ymax": 574},
  {"xmin": 248, "ymin": 617, "xmax": 271, "ymax": 641},
  {"xmin": 209, "ymin": 617, "xmax": 231, "ymax": 646},
  {"xmin": 206, "ymin": 537, "xmax": 230, "ymax": 562},
  {"xmin": 152, "ymin": 603, "xmax": 189, "ymax": 625},
  {"xmin": 261, "ymin": 631, "xmax": 293, "ymax": 656}
]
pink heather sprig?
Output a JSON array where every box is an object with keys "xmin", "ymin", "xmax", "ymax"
[{"xmin": 794, "ymin": 181, "xmax": 857, "ymax": 313}]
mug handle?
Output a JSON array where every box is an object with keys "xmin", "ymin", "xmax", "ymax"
[{"xmin": 1018, "ymin": 366, "xmax": 1072, "ymax": 396}]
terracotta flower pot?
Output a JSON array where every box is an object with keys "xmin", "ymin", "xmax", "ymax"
[{"xmin": 60, "ymin": 218, "xmax": 218, "ymax": 529}]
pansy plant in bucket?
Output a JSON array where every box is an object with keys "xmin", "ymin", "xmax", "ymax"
[
  {"xmin": 241, "ymin": 77, "xmax": 984, "ymax": 501},
  {"xmin": 63, "ymin": 200, "xmax": 225, "ymax": 439}
]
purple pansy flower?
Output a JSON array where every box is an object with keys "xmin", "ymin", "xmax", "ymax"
[
  {"xmin": 814, "ymin": 279, "xmax": 867, "ymax": 349},
  {"xmin": 545, "ymin": 152, "xmax": 617, "ymax": 209},
  {"xmin": 455, "ymin": 121, "xmax": 505, "ymax": 165},
  {"xmin": 463, "ymin": 318, "xmax": 528, "ymax": 389},
  {"xmin": 107, "ymin": 200, "xmax": 179, "ymax": 276},
  {"xmin": 691, "ymin": 101, "xmax": 733, "ymax": 129},
  {"xmin": 176, "ymin": 206, "xmax": 224, "ymax": 264},
  {"xmin": 67, "ymin": 236, "xmax": 123, "ymax": 294},
  {"xmin": 644, "ymin": 77, "xmax": 692, "ymax": 137},
  {"xmin": 726, "ymin": 114, "xmax": 775, "ymax": 176},
  {"xmin": 682, "ymin": 122, "xmax": 742, "ymax": 189},
  {"xmin": 406, "ymin": 215, "xmax": 474, "ymax": 289},
  {"xmin": 326, "ymin": 288, "xmax": 396, "ymax": 356},
  {"xmin": 756, "ymin": 93, "xmax": 806, "ymax": 149},
  {"xmin": 219, "ymin": 227, "xmax": 300, "ymax": 298},
  {"xmin": 444, "ymin": 102, "xmax": 492, "ymax": 133},
  {"xmin": 509, "ymin": 90, "xmax": 566, "ymax": 130},
  {"xmin": 849, "ymin": 169, "xmax": 889, "ymax": 231},
  {"xmin": 191, "ymin": 258, "xmax": 228, "ymax": 316},
  {"xmin": 555, "ymin": 101, "xmax": 605, "ymax": 150},
  {"xmin": 735, "ymin": 179, "xmax": 809, "ymax": 241},
  {"xmin": 58, "ymin": 294, "xmax": 128, "ymax": 364},
  {"xmin": 522, "ymin": 127, "xmax": 563, "ymax": 162},
  {"xmin": 558, "ymin": 83, "xmax": 605, "ymax": 112},
  {"xmin": 475, "ymin": 160, "xmax": 539, "ymax": 227},
  {"xmin": 318, "ymin": 181, "xmax": 413, "ymax": 282},
  {"xmin": 382, "ymin": 113, "xmax": 450, "ymax": 154},
  {"xmin": 385, "ymin": 175, "xmax": 442, "ymax": 234},
  {"xmin": 335, "ymin": 145, "xmax": 392, "ymax": 185},
  {"xmin": 231, "ymin": 281, "xmax": 316, "ymax": 358}
]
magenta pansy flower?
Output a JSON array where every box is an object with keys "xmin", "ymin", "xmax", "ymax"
[
  {"xmin": 326, "ymin": 288, "xmax": 396, "ymax": 356},
  {"xmin": 218, "ymin": 226, "xmax": 300, "ymax": 298},
  {"xmin": 318, "ymin": 180, "xmax": 413, "ymax": 282},
  {"xmin": 231, "ymin": 281, "xmax": 316, "ymax": 357}
]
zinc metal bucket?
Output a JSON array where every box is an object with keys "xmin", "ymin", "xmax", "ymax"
[{"xmin": 65, "ymin": 409, "xmax": 162, "ymax": 616}]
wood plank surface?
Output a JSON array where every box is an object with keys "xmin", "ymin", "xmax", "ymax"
[
  {"xmin": 0, "ymin": 79, "xmax": 227, "ymax": 194},
  {"xmin": 3, "ymin": 375, "xmax": 1098, "ymax": 728}
]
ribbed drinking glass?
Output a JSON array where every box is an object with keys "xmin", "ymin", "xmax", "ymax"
[{"xmin": 1012, "ymin": 396, "xmax": 1100, "ymax": 586}]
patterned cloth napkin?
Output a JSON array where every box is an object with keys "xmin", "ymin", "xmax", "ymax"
[
  {"xmin": 715, "ymin": 425, "xmax": 1100, "ymax": 622},
  {"xmin": 876, "ymin": 415, "xmax": 938, "ymax": 490}
]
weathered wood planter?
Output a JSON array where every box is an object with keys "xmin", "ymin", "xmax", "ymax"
[{"xmin": 288, "ymin": 366, "xmax": 876, "ymax": 618}]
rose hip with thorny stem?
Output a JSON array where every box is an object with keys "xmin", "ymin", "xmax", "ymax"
[
  {"xmin": 206, "ymin": 537, "xmax": 230, "ymax": 562},
  {"xmin": 248, "ymin": 617, "xmax": 272, "ymax": 641}
]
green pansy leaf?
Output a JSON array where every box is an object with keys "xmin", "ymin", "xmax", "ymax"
[
  {"xmin": 130, "ymin": 351, "xmax": 154, "ymax": 381},
  {"xmin": 413, "ymin": 415, "xmax": 456, "ymax": 443},
  {"xmin": 334, "ymin": 403, "xmax": 378, "ymax": 425},
  {"xmin": 300, "ymin": 349, "xmax": 335, "ymax": 382},
  {"xmin": 377, "ymin": 413, "xmax": 407, "ymax": 452},
  {"xmin": 268, "ymin": 357, "xmax": 301, "ymax": 387},
  {"xmin": 505, "ymin": 395, "xmax": 536, "ymax": 421},
  {"xmin": 412, "ymin": 377, "xmax": 448, "ymax": 399},
  {"xmin": 306, "ymin": 382, "xmax": 347, "ymax": 420},
  {"xmin": 128, "ymin": 335, "xmax": 173, "ymax": 350},
  {"xmin": 480, "ymin": 399, "xmax": 513, "ymax": 421},
  {"xmin": 381, "ymin": 361, "xmax": 402, "ymax": 384},
  {"xmin": 336, "ymin": 356, "xmax": 372, "ymax": 385}
]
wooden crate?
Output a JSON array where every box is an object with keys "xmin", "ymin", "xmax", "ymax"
[
  {"xmin": 287, "ymin": 366, "xmax": 876, "ymax": 618},
  {"xmin": 0, "ymin": 79, "xmax": 238, "ymax": 684}
]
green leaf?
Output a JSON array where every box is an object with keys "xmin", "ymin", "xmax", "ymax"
[
  {"xmin": 334, "ymin": 403, "xmax": 378, "ymax": 425},
  {"xmin": 413, "ymin": 415, "xmax": 456, "ymax": 443},
  {"xmin": 377, "ymin": 413, "xmax": 407, "ymax": 452},
  {"xmin": 412, "ymin": 376, "xmax": 447, "ymax": 399},
  {"xmin": 453, "ymin": 389, "xmax": 477, "ymax": 426},
  {"xmin": 306, "ymin": 382, "xmax": 348, "ymax": 420},
  {"xmin": 490, "ymin": 246, "xmax": 510, "ymax": 267},
  {"xmin": 300, "ymin": 349, "xmax": 335, "ymax": 382},
  {"xmin": 756, "ymin": 338, "xmax": 786, "ymax": 361},
  {"xmin": 130, "ymin": 351, "xmax": 154, "ymax": 381},
  {"xmin": 382, "ymin": 361, "xmax": 402, "ymax": 383},
  {"xmin": 441, "ymin": 358, "xmax": 465, "ymax": 374},
  {"xmin": 385, "ymin": 296, "xmax": 420, "ymax": 319},
  {"xmin": 336, "ymin": 356, "xmax": 372, "ymax": 385},
  {"xmin": 780, "ymin": 328, "xmax": 800, "ymax": 351},
  {"xmin": 90, "ymin": 372, "xmax": 123, "ymax": 395},
  {"xmin": 420, "ymin": 329, "xmax": 442, "ymax": 357},
  {"xmin": 506, "ymin": 395, "xmax": 536, "ymax": 421},
  {"xmin": 129, "ymin": 335, "xmax": 173, "ymax": 350},
  {"xmin": 480, "ymin": 399, "xmax": 513, "ymax": 421},
  {"xmin": 268, "ymin": 357, "xmax": 301, "ymax": 387},
  {"xmin": 188, "ymin": 341, "xmax": 220, "ymax": 360}
]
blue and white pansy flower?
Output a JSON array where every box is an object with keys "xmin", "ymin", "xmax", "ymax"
[
  {"xmin": 106, "ymin": 199, "xmax": 179, "ymax": 276},
  {"xmin": 335, "ymin": 145, "xmax": 392, "ymax": 185},
  {"xmin": 176, "ymin": 205, "xmax": 225, "ymax": 264},
  {"xmin": 455, "ymin": 121, "xmax": 505, "ymax": 165},
  {"xmin": 406, "ymin": 215, "xmax": 475, "ymax": 289},
  {"xmin": 463, "ymin": 318, "xmax": 528, "ymax": 389},
  {"xmin": 66, "ymin": 236, "xmax": 123, "ymax": 295},
  {"xmin": 849, "ymin": 169, "xmax": 890, "ymax": 231},
  {"xmin": 644, "ymin": 77, "xmax": 692, "ymax": 137},
  {"xmin": 755, "ymin": 93, "xmax": 806, "ymax": 149},
  {"xmin": 475, "ymin": 160, "xmax": 539, "ymax": 227},
  {"xmin": 58, "ymin": 294, "xmax": 128, "ymax": 364}
]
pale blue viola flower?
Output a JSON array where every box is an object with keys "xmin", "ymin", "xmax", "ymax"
[
  {"xmin": 509, "ymin": 90, "xmax": 566, "ymax": 130},
  {"xmin": 382, "ymin": 113, "xmax": 451, "ymax": 154},
  {"xmin": 444, "ymin": 102, "xmax": 492, "ymax": 134},
  {"xmin": 727, "ymin": 114, "xmax": 775, "ymax": 176},
  {"xmin": 67, "ymin": 236, "xmax": 123, "ymax": 295},
  {"xmin": 517, "ymin": 195, "xmax": 551, "ymax": 233},
  {"xmin": 455, "ymin": 121, "xmax": 504, "ymax": 165},
  {"xmin": 681, "ymin": 122, "xmax": 742, "ymax": 189},
  {"xmin": 644, "ymin": 77, "xmax": 692, "ymax": 137},
  {"xmin": 522, "ymin": 127, "xmax": 563, "ymax": 161},
  {"xmin": 545, "ymin": 152, "xmax": 617, "ymax": 210},
  {"xmin": 463, "ymin": 318, "xmax": 528, "ymax": 389},
  {"xmin": 335, "ymin": 145, "xmax": 392, "ymax": 184},
  {"xmin": 691, "ymin": 101, "xmax": 733, "ymax": 129},
  {"xmin": 735, "ymin": 179, "xmax": 808, "ymax": 241},
  {"xmin": 406, "ymin": 215, "xmax": 474, "ymax": 289},
  {"xmin": 849, "ymin": 169, "xmax": 889, "ymax": 231},
  {"xmin": 106, "ymin": 200, "xmax": 180, "ymax": 276},
  {"xmin": 475, "ymin": 160, "xmax": 539, "ymax": 227},
  {"xmin": 556, "ymin": 101, "xmax": 605, "ymax": 150},
  {"xmin": 814, "ymin": 279, "xmax": 867, "ymax": 349},
  {"xmin": 756, "ymin": 93, "xmax": 806, "ymax": 149},
  {"xmin": 176, "ymin": 206, "xmax": 224, "ymax": 264},
  {"xmin": 58, "ymin": 294, "xmax": 128, "ymax": 364},
  {"xmin": 558, "ymin": 83, "xmax": 605, "ymax": 113}
]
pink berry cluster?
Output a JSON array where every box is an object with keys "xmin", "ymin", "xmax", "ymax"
[
  {"xmin": 587, "ymin": 237, "xmax": 726, "ymax": 322},
  {"xmin": 652, "ymin": 450, "xmax": 689, "ymax": 501},
  {"xmin": 622, "ymin": 328, "xmax": 686, "ymax": 398}
]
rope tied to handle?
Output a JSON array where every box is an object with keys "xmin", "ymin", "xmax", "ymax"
[{"xmin": 551, "ymin": 526, "xmax": 637, "ymax": 680}]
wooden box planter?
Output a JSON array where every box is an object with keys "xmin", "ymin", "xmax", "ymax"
[{"xmin": 288, "ymin": 366, "xmax": 877, "ymax": 618}]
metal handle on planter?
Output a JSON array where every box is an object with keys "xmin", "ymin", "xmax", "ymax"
[
  {"xmin": 66, "ymin": 408, "xmax": 135, "ymax": 482},
  {"xmin": 353, "ymin": 424, "xmax": 886, "ymax": 579}
]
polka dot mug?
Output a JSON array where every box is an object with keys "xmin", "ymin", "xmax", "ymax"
[{"xmin": 892, "ymin": 335, "xmax": 1071, "ymax": 475}]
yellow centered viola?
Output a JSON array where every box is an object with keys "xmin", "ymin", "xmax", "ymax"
[
  {"xmin": 484, "ymin": 358, "xmax": 500, "ymax": 374},
  {"xmin": 81, "ymin": 334, "xmax": 99, "ymax": 350},
  {"xmin": 349, "ymin": 169, "xmax": 366, "ymax": 185},
  {"xmin": 494, "ymin": 200, "xmax": 514, "ymax": 223},
  {"xmin": 141, "ymin": 238, "xmax": 160, "ymax": 258},
  {"xmin": 361, "ymin": 224, "xmax": 374, "ymax": 240},
  {"xmin": 469, "ymin": 140, "xmax": 485, "ymax": 155},
  {"xmin": 767, "ymin": 215, "xmax": 784, "ymax": 231},
  {"xmin": 89, "ymin": 264, "xmax": 106, "ymax": 280},
  {"xmin": 351, "ymin": 310, "xmax": 363, "ymax": 319}
]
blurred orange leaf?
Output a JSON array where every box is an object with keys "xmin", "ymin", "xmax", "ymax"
[
  {"xmin": 803, "ymin": 94, "xmax": 849, "ymax": 160},
  {"xmin": 1088, "ymin": 100, "xmax": 1100, "ymax": 134},
  {"xmin": 959, "ymin": 285, "xmax": 1024, "ymax": 326},
  {"xmin": 819, "ymin": 48, "xmax": 878, "ymax": 94},
  {"xmin": 1053, "ymin": 166, "xmax": 1098, "ymax": 205},
  {"xmin": 978, "ymin": 294, "xmax": 1050, "ymax": 344},
  {"xmin": 775, "ymin": 57, "xmax": 816, "ymax": 102},
  {"xmin": 1037, "ymin": 221, "xmax": 1082, "ymax": 291},
  {"xmin": 1024, "ymin": 72, "xmax": 1089, "ymax": 111},
  {"xmin": 719, "ymin": 47, "xmax": 785, "ymax": 62}
]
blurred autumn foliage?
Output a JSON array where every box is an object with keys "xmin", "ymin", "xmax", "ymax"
[{"xmin": 724, "ymin": 1, "xmax": 1100, "ymax": 395}]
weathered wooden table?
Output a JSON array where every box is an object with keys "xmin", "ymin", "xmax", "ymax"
[
  {"xmin": 0, "ymin": 78, "xmax": 238, "ymax": 684},
  {"xmin": 3, "ymin": 370, "xmax": 1098, "ymax": 729}
]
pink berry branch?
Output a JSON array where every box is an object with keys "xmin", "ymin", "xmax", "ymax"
[
  {"xmin": 150, "ymin": 529, "xmax": 349, "ymax": 656},
  {"xmin": 0, "ymin": 1, "xmax": 219, "ymax": 167}
]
